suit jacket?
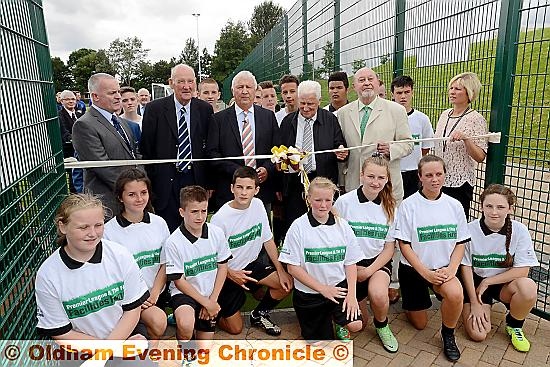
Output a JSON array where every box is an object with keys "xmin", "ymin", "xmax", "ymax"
[
  {"xmin": 58, "ymin": 108, "xmax": 84, "ymax": 157},
  {"xmin": 279, "ymin": 108, "xmax": 347, "ymax": 196},
  {"xmin": 72, "ymin": 107, "xmax": 139, "ymax": 212},
  {"xmin": 206, "ymin": 104, "xmax": 280, "ymax": 209},
  {"xmin": 337, "ymin": 97, "xmax": 413, "ymax": 201},
  {"xmin": 140, "ymin": 96, "xmax": 213, "ymax": 211}
]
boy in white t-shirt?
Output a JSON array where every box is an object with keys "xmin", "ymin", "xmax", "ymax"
[
  {"xmin": 165, "ymin": 186, "xmax": 232, "ymax": 364},
  {"xmin": 391, "ymin": 75, "xmax": 435, "ymax": 199},
  {"xmin": 394, "ymin": 155, "xmax": 470, "ymax": 362},
  {"xmin": 210, "ymin": 166, "xmax": 293, "ymax": 336}
]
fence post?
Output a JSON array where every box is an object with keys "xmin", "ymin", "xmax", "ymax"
[
  {"xmin": 333, "ymin": 0, "xmax": 341, "ymax": 70},
  {"xmin": 393, "ymin": 0, "xmax": 406, "ymax": 78},
  {"xmin": 485, "ymin": 0, "xmax": 523, "ymax": 185},
  {"xmin": 284, "ymin": 14, "xmax": 290, "ymax": 74},
  {"xmin": 302, "ymin": 0, "xmax": 309, "ymax": 79}
]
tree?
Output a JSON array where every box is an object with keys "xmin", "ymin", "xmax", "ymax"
[
  {"xmin": 132, "ymin": 59, "xmax": 176, "ymax": 90},
  {"xmin": 319, "ymin": 41, "xmax": 335, "ymax": 78},
  {"xmin": 51, "ymin": 57, "xmax": 73, "ymax": 91},
  {"xmin": 178, "ymin": 38, "xmax": 199, "ymax": 74},
  {"xmin": 248, "ymin": 0, "xmax": 284, "ymax": 46},
  {"xmin": 67, "ymin": 48, "xmax": 95, "ymax": 71},
  {"xmin": 380, "ymin": 53, "xmax": 391, "ymax": 65},
  {"xmin": 200, "ymin": 48, "xmax": 213, "ymax": 78},
  {"xmin": 107, "ymin": 37, "xmax": 150, "ymax": 86},
  {"xmin": 211, "ymin": 21, "xmax": 252, "ymax": 82},
  {"xmin": 72, "ymin": 49, "xmax": 115, "ymax": 92},
  {"xmin": 352, "ymin": 59, "xmax": 366, "ymax": 73}
]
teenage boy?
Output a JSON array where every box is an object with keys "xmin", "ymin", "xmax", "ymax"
[
  {"xmin": 210, "ymin": 166, "xmax": 293, "ymax": 336},
  {"xmin": 164, "ymin": 186, "xmax": 232, "ymax": 364},
  {"xmin": 324, "ymin": 71, "xmax": 350, "ymax": 115},
  {"xmin": 275, "ymin": 74, "xmax": 299, "ymax": 126},
  {"xmin": 198, "ymin": 78, "xmax": 222, "ymax": 112}
]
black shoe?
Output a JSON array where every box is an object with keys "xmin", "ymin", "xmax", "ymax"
[
  {"xmin": 250, "ymin": 310, "xmax": 281, "ymax": 336},
  {"xmin": 441, "ymin": 332, "xmax": 460, "ymax": 362}
]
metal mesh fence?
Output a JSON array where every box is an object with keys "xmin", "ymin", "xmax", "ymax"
[
  {"xmin": 225, "ymin": 0, "xmax": 550, "ymax": 319},
  {"xmin": 0, "ymin": 0, "xmax": 67, "ymax": 339}
]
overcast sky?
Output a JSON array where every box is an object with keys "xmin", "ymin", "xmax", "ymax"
[{"xmin": 43, "ymin": 0, "xmax": 297, "ymax": 63}]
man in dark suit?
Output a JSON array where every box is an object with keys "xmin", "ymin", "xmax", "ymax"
[
  {"xmin": 58, "ymin": 90, "xmax": 84, "ymax": 193},
  {"xmin": 140, "ymin": 64, "xmax": 214, "ymax": 231},
  {"xmin": 137, "ymin": 88, "xmax": 151, "ymax": 116},
  {"xmin": 280, "ymin": 80, "xmax": 348, "ymax": 231},
  {"xmin": 72, "ymin": 73, "xmax": 139, "ymax": 215},
  {"xmin": 206, "ymin": 70, "xmax": 280, "ymax": 212}
]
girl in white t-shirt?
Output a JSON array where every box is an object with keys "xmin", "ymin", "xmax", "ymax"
[
  {"xmin": 279, "ymin": 177, "xmax": 364, "ymax": 340},
  {"xmin": 35, "ymin": 194, "xmax": 150, "ymax": 362},
  {"xmin": 334, "ymin": 155, "xmax": 398, "ymax": 352},
  {"xmin": 104, "ymin": 168, "xmax": 169, "ymax": 342},
  {"xmin": 460, "ymin": 184, "xmax": 538, "ymax": 352}
]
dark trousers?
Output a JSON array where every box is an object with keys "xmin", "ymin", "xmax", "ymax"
[
  {"xmin": 401, "ymin": 170, "xmax": 420, "ymax": 199},
  {"xmin": 442, "ymin": 182, "xmax": 474, "ymax": 220},
  {"xmin": 157, "ymin": 168, "xmax": 196, "ymax": 232},
  {"xmin": 282, "ymin": 171, "xmax": 318, "ymax": 237}
]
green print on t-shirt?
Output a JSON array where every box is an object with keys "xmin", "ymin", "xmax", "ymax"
[
  {"xmin": 134, "ymin": 248, "xmax": 161, "ymax": 269},
  {"xmin": 412, "ymin": 134, "xmax": 420, "ymax": 146},
  {"xmin": 228, "ymin": 223, "xmax": 262, "ymax": 249},
  {"xmin": 63, "ymin": 281, "xmax": 124, "ymax": 319},
  {"xmin": 184, "ymin": 253, "xmax": 218, "ymax": 277},
  {"xmin": 472, "ymin": 253, "xmax": 507, "ymax": 268},
  {"xmin": 348, "ymin": 221, "xmax": 389, "ymax": 240},
  {"xmin": 304, "ymin": 246, "xmax": 346, "ymax": 263},
  {"xmin": 417, "ymin": 224, "xmax": 457, "ymax": 242}
]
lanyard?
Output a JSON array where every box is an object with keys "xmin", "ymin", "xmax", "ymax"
[{"xmin": 442, "ymin": 107, "xmax": 472, "ymax": 152}]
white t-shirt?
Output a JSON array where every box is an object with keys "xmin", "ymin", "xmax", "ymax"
[
  {"xmin": 279, "ymin": 212, "xmax": 365, "ymax": 294},
  {"xmin": 462, "ymin": 218, "xmax": 539, "ymax": 278},
  {"xmin": 400, "ymin": 109, "xmax": 434, "ymax": 172},
  {"xmin": 334, "ymin": 187, "xmax": 396, "ymax": 259},
  {"xmin": 394, "ymin": 191, "xmax": 470, "ymax": 269},
  {"xmin": 210, "ymin": 198, "xmax": 272, "ymax": 270},
  {"xmin": 275, "ymin": 109, "xmax": 288, "ymax": 126},
  {"xmin": 165, "ymin": 223, "xmax": 232, "ymax": 297},
  {"xmin": 103, "ymin": 212, "xmax": 169, "ymax": 290},
  {"xmin": 35, "ymin": 240, "xmax": 149, "ymax": 339}
]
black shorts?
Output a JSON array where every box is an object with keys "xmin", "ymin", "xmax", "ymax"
[
  {"xmin": 293, "ymin": 280, "xmax": 362, "ymax": 340},
  {"xmin": 458, "ymin": 270, "xmax": 509, "ymax": 308},
  {"xmin": 356, "ymin": 257, "xmax": 392, "ymax": 301},
  {"xmin": 398, "ymin": 263, "xmax": 444, "ymax": 311},
  {"xmin": 218, "ymin": 259, "xmax": 277, "ymax": 318},
  {"xmin": 170, "ymin": 293, "xmax": 216, "ymax": 332},
  {"xmin": 401, "ymin": 170, "xmax": 420, "ymax": 199}
]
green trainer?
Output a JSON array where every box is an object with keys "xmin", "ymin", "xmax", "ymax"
[
  {"xmin": 335, "ymin": 324, "xmax": 351, "ymax": 341},
  {"xmin": 376, "ymin": 325, "xmax": 399, "ymax": 353},
  {"xmin": 506, "ymin": 326, "xmax": 530, "ymax": 352}
]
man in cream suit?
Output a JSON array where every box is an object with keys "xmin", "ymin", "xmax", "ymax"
[{"xmin": 337, "ymin": 67, "xmax": 413, "ymax": 202}]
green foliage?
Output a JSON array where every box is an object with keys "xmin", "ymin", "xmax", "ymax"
[
  {"xmin": 107, "ymin": 37, "xmax": 150, "ymax": 86},
  {"xmin": 211, "ymin": 21, "xmax": 252, "ymax": 82},
  {"xmin": 179, "ymin": 38, "xmax": 199, "ymax": 75},
  {"xmin": 131, "ymin": 58, "xmax": 177, "ymax": 90},
  {"xmin": 248, "ymin": 0, "xmax": 284, "ymax": 47},
  {"xmin": 201, "ymin": 48, "xmax": 213, "ymax": 78},
  {"xmin": 352, "ymin": 59, "xmax": 366, "ymax": 73},
  {"xmin": 51, "ymin": 56, "xmax": 73, "ymax": 91},
  {"xmin": 71, "ymin": 49, "xmax": 114, "ymax": 93},
  {"xmin": 319, "ymin": 41, "xmax": 335, "ymax": 78}
]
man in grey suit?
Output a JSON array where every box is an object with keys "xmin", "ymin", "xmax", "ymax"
[{"xmin": 72, "ymin": 73, "xmax": 139, "ymax": 215}]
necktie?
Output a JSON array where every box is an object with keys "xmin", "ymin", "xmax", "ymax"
[
  {"xmin": 241, "ymin": 112, "xmax": 256, "ymax": 168},
  {"xmin": 111, "ymin": 115, "xmax": 132, "ymax": 151},
  {"xmin": 303, "ymin": 118, "xmax": 314, "ymax": 173},
  {"xmin": 71, "ymin": 113, "xmax": 77, "ymax": 122},
  {"xmin": 177, "ymin": 107, "xmax": 192, "ymax": 171},
  {"xmin": 360, "ymin": 105, "xmax": 371, "ymax": 140}
]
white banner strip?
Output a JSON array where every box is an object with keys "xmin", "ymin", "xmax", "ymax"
[{"xmin": 64, "ymin": 132, "xmax": 501, "ymax": 169}]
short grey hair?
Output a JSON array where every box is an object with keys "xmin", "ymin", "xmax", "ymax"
[
  {"xmin": 137, "ymin": 88, "xmax": 150, "ymax": 95},
  {"xmin": 231, "ymin": 71, "xmax": 257, "ymax": 90},
  {"xmin": 297, "ymin": 80, "xmax": 321, "ymax": 100},
  {"xmin": 60, "ymin": 90, "xmax": 75, "ymax": 99},
  {"xmin": 88, "ymin": 73, "xmax": 116, "ymax": 94},
  {"xmin": 170, "ymin": 64, "xmax": 195, "ymax": 79}
]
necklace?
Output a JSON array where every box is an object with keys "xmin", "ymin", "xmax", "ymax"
[{"xmin": 442, "ymin": 106, "xmax": 472, "ymax": 152}]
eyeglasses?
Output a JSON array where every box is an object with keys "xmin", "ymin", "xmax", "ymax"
[{"xmin": 62, "ymin": 98, "xmax": 76, "ymax": 101}]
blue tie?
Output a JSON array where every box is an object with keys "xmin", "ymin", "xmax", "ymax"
[
  {"xmin": 111, "ymin": 115, "xmax": 132, "ymax": 151},
  {"xmin": 177, "ymin": 107, "xmax": 191, "ymax": 171}
]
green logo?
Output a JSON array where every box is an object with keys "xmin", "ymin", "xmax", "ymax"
[
  {"xmin": 472, "ymin": 253, "xmax": 507, "ymax": 268},
  {"xmin": 417, "ymin": 224, "xmax": 457, "ymax": 242},
  {"xmin": 184, "ymin": 253, "xmax": 218, "ymax": 277},
  {"xmin": 412, "ymin": 134, "xmax": 421, "ymax": 146},
  {"xmin": 63, "ymin": 281, "xmax": 124, "ymax": 319},
  {"xmin": 134, "ymin": 248, "xmax": 161, "ymax": 269},
  {"xmin": 348, "ymin": 221, "xmax": 389, "ymax": 240},
  {"xmin": 304, "ymin": 246, "xmax": 346, "ymax": 263},
  {"xmin": 228, "ymin": 223, "xmax": 262, "ymax": 249}
]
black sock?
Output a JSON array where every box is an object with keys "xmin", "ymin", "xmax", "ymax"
[
  {"xmin": 253, "ymin": 289, "xmax": 280, "ymax": 314},
  {"xmin": 441, "ymin": 324, "xmax": 455, "ymax": 336},
  {"xmin": 373, "ymin": 317, "xmax": 388, "ymax": 329},
  {"xmin": 506, "ymin": 313, "xmax": 525, "ymax": 329}
]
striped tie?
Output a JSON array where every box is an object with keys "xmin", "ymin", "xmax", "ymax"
[
  {"xmin": 241, "ymin": 112, "xmax": 256, "ymax": 168},
  {"xmin": 303, "ymin": 118, "xmax": 314, "ymax": 173},
  {"xmin": 177, "ymin": 107, "xmax": 191, "ymax": 171}
]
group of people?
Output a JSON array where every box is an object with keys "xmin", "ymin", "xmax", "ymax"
[{"xmin": 35, "ymin": 64, "xmax": 539, "ymax": 365}]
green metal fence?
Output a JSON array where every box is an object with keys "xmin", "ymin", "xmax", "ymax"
[
  {"xmin": 225, "ymin": 0, "xmax": 550, "ymax": 319},
  {"xmin": 0, "ymin": 0, "xmax": 67, "ymax": 339}
]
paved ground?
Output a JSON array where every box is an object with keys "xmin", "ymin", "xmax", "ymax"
[{"xmin": 158, "ymin": 300, "xmax": 550, "ymax": 366}]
